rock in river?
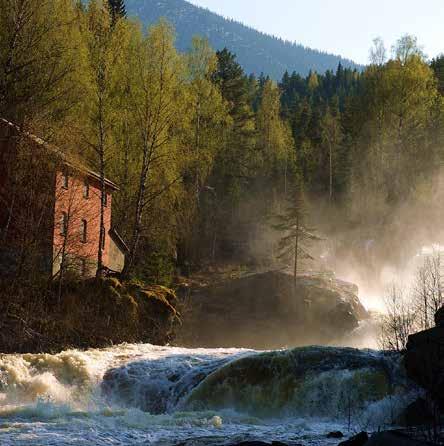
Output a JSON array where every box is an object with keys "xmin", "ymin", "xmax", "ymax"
[{"xmin": 178, "ymin": 270, "xmax": 368, "ymax": 349}]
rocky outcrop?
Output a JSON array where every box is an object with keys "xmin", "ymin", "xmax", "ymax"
[
  {"xmin": 405, "ymin": 310, "xmax": 444, "ymax": 408},
  {"xmin": 177, "ymin": 271, "xmax": 368, "ymax": 349},
  {"xmin": 435, "ymin": 306, "xmax": 444, "ymax": 327},
  {"xmin": 327, "ymin": 431, "xmax": 345, "ymax": 439},
  {"xmin": 366, "ymin": 431, "xmax": 433, "ymax": 445},
  {"xmin": 397, "ymin": 398, "xmax": 434, "ymax": 427},
  {"xmin": 338, "ymin": 432, "xmax": 368, "ymax": 446}
]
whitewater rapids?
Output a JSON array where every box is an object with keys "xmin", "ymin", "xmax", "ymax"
[{"xmin": 0, "ymin": 343, "xmax": 418, "ymax": 445}]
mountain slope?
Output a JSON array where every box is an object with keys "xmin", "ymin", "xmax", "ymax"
[{"xmin": 125, "ymin": 0, "xmax": 362, "ymax": 80}]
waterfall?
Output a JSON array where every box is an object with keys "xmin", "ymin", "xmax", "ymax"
[{"xmin": 0, "ymin": 344, "xmax": 419, "ymax": 446}]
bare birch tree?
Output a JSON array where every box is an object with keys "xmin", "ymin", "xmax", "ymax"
[{"xmin": 122, "ymin": 21, "xmax": 185, "ymax": 278}]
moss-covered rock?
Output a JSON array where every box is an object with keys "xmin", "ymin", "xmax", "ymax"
[{"xmin": 0, "ymin": 277, "xmax": 180, "ymax": 353}]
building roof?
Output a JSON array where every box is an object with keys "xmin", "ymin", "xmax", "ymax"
[
  {"xmin": 109, "ymin": 228, "xmax": 130, "ymax": 254},
  {"xmin": 0, "ymin": 118, "xmax": 119, "ymax": 191}
]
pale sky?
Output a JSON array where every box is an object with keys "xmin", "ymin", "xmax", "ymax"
[{"xmin": 187, "ymin": 0, "xmax": 444, "ymax": 64}]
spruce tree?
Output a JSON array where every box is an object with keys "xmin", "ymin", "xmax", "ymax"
[
  {"xmin": 108, "ymin": 0, "xmax": 126, "ymax": 23},
  {"xmin": 272, "ymin": 184, "xmax": 320, "ymax": 289}
]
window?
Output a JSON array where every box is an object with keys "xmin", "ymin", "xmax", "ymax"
[
  {"xmin": 62, "ymin": 170, "xmax": 69, "ymax": 189},
  {"xmin": 83, "ymin": 181, "xmax": 89, "ymax": 199},
  {"xmin": 103, "ymin": 193, "xmax": 108, "ymax": 207},
  {"xmin": 81, "ymin": 220, "xmax": 87, "ymax": 243},
  {"xmin": 60, "ymin": 212, "xmax": 68, "ymax": 236}
]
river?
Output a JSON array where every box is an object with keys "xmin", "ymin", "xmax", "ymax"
[{"xmin": 0, "ymin": 343, "xmax": 418, "ymax": 445}]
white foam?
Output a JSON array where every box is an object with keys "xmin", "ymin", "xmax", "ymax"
[{"xmin": 0, "ymin": 344, "xmax": 418, "ymax": 445}]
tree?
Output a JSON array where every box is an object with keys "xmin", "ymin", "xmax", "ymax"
[
  {"xmin": 392, "ymin": 34, "xmax": 425, "ymax": 65},
  {"xmin": 413, "ymin": 252, "xmax": 444, "ymax": 331},
  {"xmin": 380, "ymin": 284, "xmax": 416, "ymax": 352},
  {"xmin": 350, "ymin": 35, "xmax": 441, "ymax": 219},
  {"xmin": 178, "ymin": 37, "xmax": 229, "ymax": 264},
  {"xmin": 0, "ymin": 0, "xmax": 82, "ymax": 125},
  {"xmin": 369, "ymin": 37, "xmax": 387, "ymax": 66},
  {"xmin": 256, "ymin": 79, "xmax": 295, "ymax": 199},
  {"xmin": 273, "ymin": 185, "xmax": 319, "ymax": 289},
  {"xmin": 185, "ymin": 37, "xmax": 228, "ymax": 205},
  {"xmin": 320, "ymin": 104, "xmax": 343, "ymax": 203},
  {"xmin": 122, "ymin": 20, "xmax": 186, "ymax": 278},
  {"xmin": 108, "ymin": 0, "xmax": 126, "ymax": 24},
  {"xmin": 208, "ymin": 48, "xmax": 256, "ymax": 263},
  {"xmin": 431, "ymin": 55, "xmax": 444, "ymax": 95},
  {"xmin": 81, "ymin": 0, "xmax": 128, "ymax": 274}
]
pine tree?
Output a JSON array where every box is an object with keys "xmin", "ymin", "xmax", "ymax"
[
  {"xmin": 431, "ymin": 55, "xmax": 444, "ymax": 95},
  {"xmin": 108, "ymin": 0, "xmax": 126, "ymax": 24},
  {"xmin": 272, "ymin": 184, "xmax": 320, "ymax": 289}
]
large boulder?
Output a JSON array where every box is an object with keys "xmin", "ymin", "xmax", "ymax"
[
  {"xmin": 405, "ymin": 307, "xmax": 444, "ymax": 407},
  {"xmin": 366, "ymin": 431, "xmax": 432, "ymax": 445},
  {"xmin": 435, "ymin": 306, "xmax": 444, "ymax": 327},
  {"xmin": 397, "ymin": 398, "xmax": 434, "ymax": 427},
  {"xmin": 177, "ymin": 271, "xmax": 368, "ymax": 349},
  {"xmin": 338, "ymin": 432, "xmax": 368, "ymax": 446}
]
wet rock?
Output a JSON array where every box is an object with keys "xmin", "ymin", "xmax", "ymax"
[
  {"xmin": 228, "ymin": 443, "xmax": 289, "ymax": 446},
  {"xmin": 177, "ymin": 271, "xmax": 368, "ymax": 349},
  {"xmin": 397, "ymin": 398, "xmax": 433, "ymax": 427},
  {"xmin": 186, "ymin": 347, "xmax": 397, "ymax": 418},
  {"xmin": 366, "ymin": 430, "xmax": 432, "ymax": 445},
  {"xmin": 326, "ymin": 302, "xmax": 359, "ymax": 334},
  {"xmin": 327, "ymin": 431, "xmax": 344, "ymax": 438},
  {"xmin": 435, "ymin": 306, "xmax": 444, "ymax": 327},
  {"xmin": 405, "ymin": 308, "xmax": 444, "ymax": 406},
  {"xmin": 228, "ymin": 443, "xmax": 270, "ymax": 446},
  {"xmin": 338, "ymin": 431, "xmax": 368, "ymax": 446}
]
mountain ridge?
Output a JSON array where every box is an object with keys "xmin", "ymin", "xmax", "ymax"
[{"xmin": 125, "ymin": 0, "xmax": 363, "ymax": 79}]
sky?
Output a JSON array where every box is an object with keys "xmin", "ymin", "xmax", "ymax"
[{"xmin": 187, "ymin": 0, "xmax": 444, "ymax": 64}]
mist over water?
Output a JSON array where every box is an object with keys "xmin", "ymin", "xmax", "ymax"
[{"xmin": 317, "ymin": 170, "xmax": 444, "ymax": 315}]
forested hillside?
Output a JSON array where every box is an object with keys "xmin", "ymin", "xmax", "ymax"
[
  {"xmin": 124, "ymin": 0, "xmax": 361, "ymax": 79},
  {"xmin": 1, "ymin": 0, "xmax": 444, "ymax": 295}
]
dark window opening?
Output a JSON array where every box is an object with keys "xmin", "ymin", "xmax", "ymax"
[
  {"xmin": 62, "ymin": 170, "xmax": 69, "ymax": 189},
  {"xmin": 103, "ymin": 193, "xmax": 108, "ymax": 207},
  {"xmin": 81, "ymin": 220, "xmax": 87, "ymax": 243},
  {"xmin": 61, "ymin": 212, "xmax": 68, "ymax": 236},
  {"xmin": 83, "ymin": 181, "xmax": 89, "ymax": 199},
  {"xmin": 101, "ymin": 229, "xmax": 106, "ymax": 250}
]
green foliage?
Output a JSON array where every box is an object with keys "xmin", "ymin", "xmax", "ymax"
[
  {"xmin": 0, "ymin": 0, "xmax": 83, "ymax": 125},
  {"xmin": 2, "ymin": 0, "xmax": 444, "ymax": 291}
]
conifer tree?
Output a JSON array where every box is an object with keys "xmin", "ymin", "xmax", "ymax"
[
  {"xmin": 273, "ymin": 184, "xmax": 320, "ymax": 289},
  {"xmin": 108, "ymin": 0, "xmax": 126, "ymax": 24}
]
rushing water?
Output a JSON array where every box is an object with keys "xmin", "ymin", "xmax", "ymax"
[{"xmin": 0, "ymin": 344, "xmax": 418, "ymax": 446}]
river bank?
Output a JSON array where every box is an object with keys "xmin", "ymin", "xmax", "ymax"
[
  {"xmin": 0, "ymin": 277, "xmax": 179, "ymax": 354},
  {"xmin": 1, "ymin": 268, "xmax": 372, "ymax": 354}
]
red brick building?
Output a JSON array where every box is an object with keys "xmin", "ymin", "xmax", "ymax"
[{"xmin": 0, "ymin": 119, "xmax": 127, "ymax": 278}]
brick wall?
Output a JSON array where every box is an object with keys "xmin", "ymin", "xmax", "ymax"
[{"xmin": 53, "ymin": 169, "xmax": 113, "ymax": 276}]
